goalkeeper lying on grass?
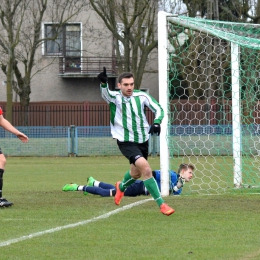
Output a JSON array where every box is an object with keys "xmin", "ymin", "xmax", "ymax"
[{"xmin": 62, "ymin": 163, "xmax": 194, "ymax": 197}]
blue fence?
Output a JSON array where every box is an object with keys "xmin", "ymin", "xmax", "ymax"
[{"xmin": 0, "ymin": 124, "xmax": 258, "ymax": 157}]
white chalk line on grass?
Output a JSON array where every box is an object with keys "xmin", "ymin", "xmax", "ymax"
[{"xmin": 0, "ymin": 198, "xmax": 153, "ymax": 248}]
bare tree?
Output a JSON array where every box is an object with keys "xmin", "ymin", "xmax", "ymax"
[
  {"xmin": 0, "ymin": 0, "xmax": 26, "ymax": 121},
  {"xmin": 0, "ymin": 0, "xmax": 86, "ymax": 124},
  {"xmin": 180, "ymin": 0, "xmax": 253, "ymax": 21},
  {"xmin": 241, "ymin": 0, "xmax": 260, "ymax": 23},
  {"xmin": 158, "ymin": 0, "xmax": 187, "ymax": 14},
  {"xmin": 89, "ymin": 0, "xmax": 158, "ymax": 89}
]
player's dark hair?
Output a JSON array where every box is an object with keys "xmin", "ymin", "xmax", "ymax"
[
  {"xmin": 178, "ymin": 163, "xmax": 195, "ymax": 173},
  {"xmin": 118, "ymin": 72, "xmax": 134, "ymax": 83}
]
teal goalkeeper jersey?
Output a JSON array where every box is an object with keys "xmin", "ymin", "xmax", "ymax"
[{"xmin": 101, "ymin": 84, "xmax": 164, "ymax": 143}]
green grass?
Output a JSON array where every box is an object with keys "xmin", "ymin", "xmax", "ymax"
[{"xmin": 0, "ymin": 157, "xmax": 260, "ymax": 260}]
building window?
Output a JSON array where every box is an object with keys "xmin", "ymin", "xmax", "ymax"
[{"xmin": 44, "ymin": 23, "xmax": 81, "ymax": 57}]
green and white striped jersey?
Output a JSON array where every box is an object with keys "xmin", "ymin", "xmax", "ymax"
[{"xmin": 101, "ymin": 84, "xmax": 164, "ymax": 143}]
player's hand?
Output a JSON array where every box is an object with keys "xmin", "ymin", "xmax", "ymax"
[
  {"xmin": 17, "ymin": 133, "xmax": 29, "ymax": 143},
  {"xmin": 176, "ymin": 176, "xmax": 185, "ymax": 189},
  {"xmin": 148, "ymin": 123, "xmax": 161, "ymax": 136},
  {"xmin": 173, "ymin": 176, "xmax": 185, "ymax": 192},
  {"xmin": 97, "ymin": 67, "xmax": 108, "ymax": 84}
]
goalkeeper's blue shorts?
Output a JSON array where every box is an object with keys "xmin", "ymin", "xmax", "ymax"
[{"xmin": 124, "ymin": 180, "xmax": 149, "ymax": 197}]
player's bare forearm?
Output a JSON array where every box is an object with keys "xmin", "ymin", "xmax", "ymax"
[{"xmin": 0, "ymin": 116, "xmax": 29, "ymax": 142}]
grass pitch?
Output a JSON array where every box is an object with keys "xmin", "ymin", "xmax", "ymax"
[{"xmin": 0, "ymin": 156, "xmax": 260, "ymax": 260}]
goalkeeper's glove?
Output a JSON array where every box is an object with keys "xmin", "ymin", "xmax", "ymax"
[
  {"xmin": 173, "ymin": 176, "xmax": 185, "ymax": 192},
  {"xmin": 97, "ymin": 67, "xmax": 108, "ymax": 84},
  {"xmin": 149, "ymin": 123, "xmax": 161, "ymax": 136}
]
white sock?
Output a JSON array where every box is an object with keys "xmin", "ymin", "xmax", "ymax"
[
  {"xmin": 94, "ymin": 181, "xmax": 100, "ymax": 187},
  {"xmin": 77, "ymin": 185, "xmax": 84, "ymax": 191}
]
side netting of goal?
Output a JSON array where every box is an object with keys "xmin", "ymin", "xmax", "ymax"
[{"xmin": 158, "ymin": 11, "xmax": 260, "ymax": 196}]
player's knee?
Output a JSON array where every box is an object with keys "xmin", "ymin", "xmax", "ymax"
[
  {"xmin": 130, "ymin": 170, "xmax": 141, "ymax": 179},
  {"xmin": 142, "ymin": 166, "xmax": 152, "ymax": 178}
]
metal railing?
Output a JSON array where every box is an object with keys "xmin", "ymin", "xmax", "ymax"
[{"xmin": 59, "ymin": 56, "xmax": 120, "ymax": 76}]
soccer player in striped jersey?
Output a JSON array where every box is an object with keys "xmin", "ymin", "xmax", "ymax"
[
  {"xmin": 97, "ymin": 67, "xmax": 174, "ymax": 216},
  {"xmin": 62, "ymin": 163, "xmax": 194, "ymax": 197},
  {"xmin": 0, "ymin": 107, "xmax": 29, "ymax": 207}
]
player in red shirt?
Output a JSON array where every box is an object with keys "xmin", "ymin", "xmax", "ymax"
[{"xmin": 0, "ymin": 107, "xmax": 29, "ymax": 207}]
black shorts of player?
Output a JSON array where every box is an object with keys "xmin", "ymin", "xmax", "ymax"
[
  {"xmin": 117, "ymin": 140, "xmax": 149, "ymax": 165},
  {"xmin": 0, "ymin": 148, "xmax": 2, "ymax": 154}
]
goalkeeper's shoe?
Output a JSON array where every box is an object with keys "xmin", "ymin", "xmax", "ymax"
[
  {"xmin": 114, "ymin": 181, "xmax": 124, "ymax": 205},
  {"xmin": 0, "ymin": 198, "xmax": 13, "ymax": 207},
  {"xmin": 160, "ymin": 203, "xmax": 175, "ymax": 216},
  {"xmin": 87, "ymin": 176, "xmax": 95, "ymax": 187},
  {"xmin": 62, "ymin": 183, "xmax": 78, "ymax": 192}
]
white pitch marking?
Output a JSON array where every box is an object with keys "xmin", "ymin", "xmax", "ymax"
[{"xmin": 0, "ymin": 198, "xmax": 153, "ymax": 247}]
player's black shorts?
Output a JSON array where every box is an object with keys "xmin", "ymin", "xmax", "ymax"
[
  {"xmin": 0, "ymin": 148, "xmax": 2, "ymax": 154},
  {"xmin": 117, "ymin": 140, "xmax": 148, "ymax": 164}
]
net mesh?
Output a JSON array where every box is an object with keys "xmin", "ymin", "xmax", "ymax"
[{"xmin": 166, "ymin": 16, "xmax": 260, "ymax": 195}]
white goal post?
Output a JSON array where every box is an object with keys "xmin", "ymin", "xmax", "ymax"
[{"xmin": 158, "ymin": 11, "xmax": 171, "ymax": 197}]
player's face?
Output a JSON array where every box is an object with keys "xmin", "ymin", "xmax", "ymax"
[
  {"xmin": 118, "ymin": 77, "xmax": 134, "ymax": 97},
  {"xmin": 181, "ymin": 168, "xmax": 193, "ymax": 182}
]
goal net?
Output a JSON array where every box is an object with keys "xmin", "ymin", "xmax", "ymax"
[{"xmin": 158, "ymin": 11, "xmax": 260, "ymax": 196}]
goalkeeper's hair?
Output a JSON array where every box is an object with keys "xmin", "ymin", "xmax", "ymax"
[
  {"xmin": 118, "ymin": 72, "xmax": 134, "ymax": 83},
  {"xmin": 178, "ymin": 163, "xmax": 195, "ymax": 174}
]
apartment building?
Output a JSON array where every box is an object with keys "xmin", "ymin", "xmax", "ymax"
[{"xmin": 0, "ymin": 3, "xmax": 159, "ymax": 103}]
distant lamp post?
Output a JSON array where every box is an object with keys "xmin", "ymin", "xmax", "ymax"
[
  {"xmin": 141, "ymin": 25, "xmax": 146, "ymax": 57},
  {"xmin": 141, "ymin": 25, "xmax": 146, "ymax": 45}
]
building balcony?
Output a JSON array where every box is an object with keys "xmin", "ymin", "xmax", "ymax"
[{"xmin": 58, "ymin": 56, "xmax": 120, "ymax": 78}]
